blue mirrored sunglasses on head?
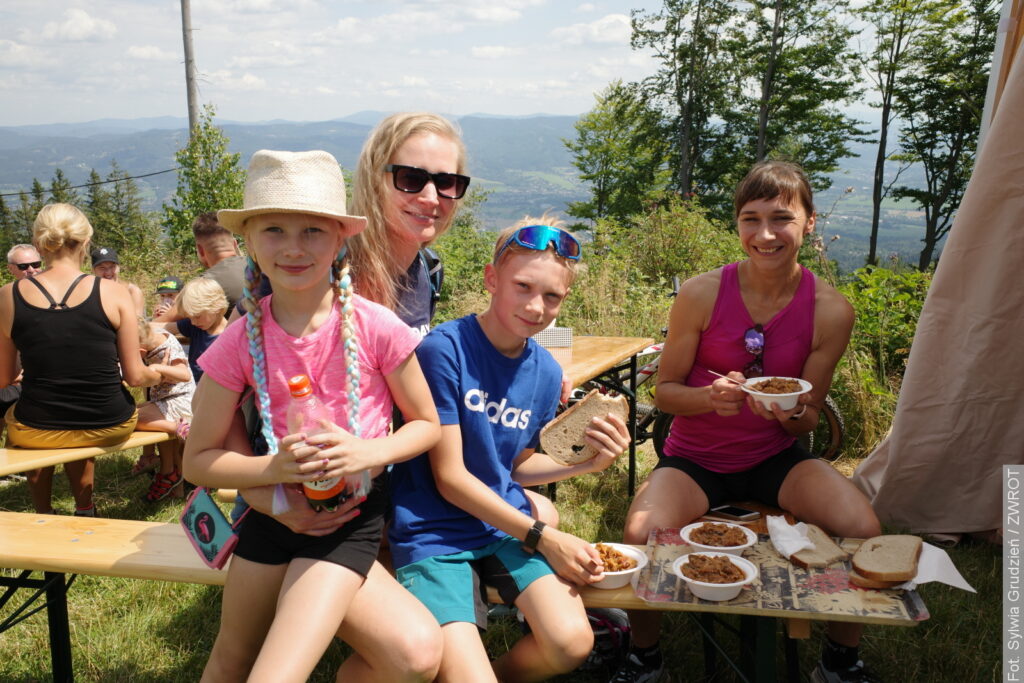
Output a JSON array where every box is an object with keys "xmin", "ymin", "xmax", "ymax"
[{"xmin": 494, "ymin": 225, "xmax": 581, "ymax": 264}]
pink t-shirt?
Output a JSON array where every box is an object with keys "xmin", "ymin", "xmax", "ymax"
[
  {"xmin": 199, "ymin": 294, "xmax": 420, "ymax": 442},
  {"xmin": 662, "ymin": 262, "xmax": 815, "ymax": 472}
]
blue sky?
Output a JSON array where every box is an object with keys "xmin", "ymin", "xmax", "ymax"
[{"xmin": 0, "ymin": 1, "xmax": 665, "ymax": 126}]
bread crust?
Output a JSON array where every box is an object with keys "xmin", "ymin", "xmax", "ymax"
[
  {"xmin": 851, "ymin": 534, "xmax": 923, "ymax": 582},
  {"xmin": 848, "ymin": 569, "xmax": 902, "ymax": 589},
  {"xmin": 540, "ymin": 389, "xmax": 628, "ymax": 465},
  {"xmin": 789, "ymin": 524, "xmax": 848, "ymax": 568}
]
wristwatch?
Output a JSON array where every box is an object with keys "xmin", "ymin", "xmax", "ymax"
[{"xmin": 523, "ymin": 520, "xmax": 547, "ymax": 554}]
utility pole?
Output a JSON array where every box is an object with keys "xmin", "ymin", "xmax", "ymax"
[{"xmin": 180, "ymin": 0, "xmax": 199, "ymax": 138}]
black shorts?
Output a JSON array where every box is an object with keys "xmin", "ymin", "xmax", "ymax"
[
  {"xmin": 233, "ymin": 472, "xmax": 388, "ymax": 578},
  {"xmin": 655, "ymin": 442, "xmax": 814, "ymax": 509}
]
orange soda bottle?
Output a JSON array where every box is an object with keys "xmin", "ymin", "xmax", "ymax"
[{"xmin": 286, "ymin": 374, "xmax": 369, "ymax": 511}]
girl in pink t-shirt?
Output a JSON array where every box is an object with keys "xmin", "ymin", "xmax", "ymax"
[{"xmin": 184, "ymin": 150, "xmax": 442, "ymax": 683}]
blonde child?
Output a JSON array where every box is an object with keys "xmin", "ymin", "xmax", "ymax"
[
  {"xmin": 153, "ymin": 277, "xmax": 228, "ymax": 383},
  {"xmin": 135, "ymin": 319, "xmax": 194, "ymax": 502},
  {"xmin": 388, "ymin": 218, "xmax": 632, "ymax": 681},
  {"xmin": 183, "ymin": 150, "xmax": 442, "ymax": 683}
]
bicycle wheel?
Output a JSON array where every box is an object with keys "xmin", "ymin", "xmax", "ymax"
[
  {"xmin": 808, "ymin": 395, "xmax": 845, "ymax": 461},
  {"xmin": 651, "ymin": 410, "xmax": 673, "ymax": 459}
]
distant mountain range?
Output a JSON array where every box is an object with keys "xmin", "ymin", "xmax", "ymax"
[{"xmin": 0, "ymin": 112, "xmax": 929, "ymax": 271}]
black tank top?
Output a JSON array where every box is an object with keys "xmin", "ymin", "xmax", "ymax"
[{"xmin": 11, "ymin": 275, "xmax": 135, "ymax": 430}]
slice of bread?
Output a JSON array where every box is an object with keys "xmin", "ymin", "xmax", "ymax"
[
  {"xmin": 851, "ymin": 534, "xmax": 923, "ymax": 583},
  {"xmin": 789, "ymin": 524, "xmax": 848, "ymax": 568},
  {"xmin": 540, "ymin": 389, "xmax": 628, "ymax": 465},
  {"xmin": 848, "ymin": 569, "xmax": 903, "ymax": 589}
]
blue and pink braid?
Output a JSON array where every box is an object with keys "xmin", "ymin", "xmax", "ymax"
[{"xmin": 241, "ymin": 252, "xmax": 361, "ymax": 458}]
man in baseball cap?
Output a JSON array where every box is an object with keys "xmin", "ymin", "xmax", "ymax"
[{"xmin": 90, "ymin": 246, "xmax": 144, "ymax": 316}]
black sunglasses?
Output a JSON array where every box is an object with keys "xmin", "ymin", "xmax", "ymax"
[
  {"xmin": 13, "ymin": 261, "xmax": 42, "ymax": 271},
  {"xmin": 385, "ymin": 164, "xmax": 470, "ymax": 199},
  {"xmin": 743, "ymin": 324, "xmax": 764, "ymax": 378}
]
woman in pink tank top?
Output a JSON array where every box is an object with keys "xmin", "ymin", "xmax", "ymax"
[{"xmin": 612, "ymin": 162, "xmax": 883, "ymax": 683}]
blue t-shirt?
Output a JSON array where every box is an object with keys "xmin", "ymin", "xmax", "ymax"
[
  {"xmin": 176, "ymin": 318, "xmax": 220, "ymax": 381},
  {"xmin": 389, "ymin": 315, "xmax": 561, "ymax": 568}
]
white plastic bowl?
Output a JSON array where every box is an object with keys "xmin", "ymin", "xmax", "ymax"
[
  {"xmin": 741, "ymin": 376, "xmax": 812, "ymax": 411},
  {"xmin": 680, "ymin": 521, "xmax": 757, "ymax": 556},
  {"xmin": 671, "ymin": 552, "xmax": 759, "ymax": 601},
  {"xmin": 592, "ymin": 543, "xmax": 648, "ymax": 590}
]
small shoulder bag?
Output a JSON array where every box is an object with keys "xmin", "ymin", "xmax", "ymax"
[{"xmin": 180, "ymin": 486, "xmax": 249, "ymax": 570}]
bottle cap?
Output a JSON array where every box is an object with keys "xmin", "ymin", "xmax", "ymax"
[{"xmin": 287, "ymin": 374, "xmax": 313, "ymax": 398}]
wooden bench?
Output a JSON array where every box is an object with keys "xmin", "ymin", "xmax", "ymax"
[
  {"xmin": 0, "ymin": 431, "xmax": 173, "ymax": 477},
  {"xmin": 0, "ymin": 504, "xmax": 813, "ymax": 682}
]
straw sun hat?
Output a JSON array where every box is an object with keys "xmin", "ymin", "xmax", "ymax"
[{"xmin": 217, "ymin": 149, "xmax": 367, "ymax": 235}]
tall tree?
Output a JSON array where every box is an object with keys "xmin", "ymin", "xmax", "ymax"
[
  {"xmin": 84, "ymin": 169, "xmax": 114, "ymax": 246},
  {"xmin": 856, "ymin": 0, "xmax": 932, "ymax": 265},
  {"xmin": 12, "ymin": 187, "xmax": 44, "ymax": 243},
  {"xmin": 630, "ymin": 0, "xmax": 741, "ymax": 197},
  {"xmin": 0, "ymin": 194, "xmax": 16, "ymax": 271},
  {"xmin": 48, "ymin": 169, "xmax": 80, "ymax": 205},
  {"xmin": 106, "ymin": 162, "xmax": 164, "ymax": 268},
  {"xmin": 891, "ymin": 0, "xmax": 998, "ymax": 269},
  {"xmin": 593, "ymin": 0, "xmax": 871, "ymax": 222},
  {"xmin": 162, "ymin": 104, "xmax": 245, "ymax": 252},
  {"xmin": 564, "ymin": 81, "xmax": 670, "ymax": 225},
  {"xmin": 736, "ymin": 0, "xmax": 868, "ymax": 185}
]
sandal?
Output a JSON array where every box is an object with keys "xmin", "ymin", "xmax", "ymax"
[
  {"xmin": 144, "ymin": 470, "xmax": 184, "ymax": 503},
  {"xmin": 130, "ymin": 452, "xmax": 159, "ymax": 477}
]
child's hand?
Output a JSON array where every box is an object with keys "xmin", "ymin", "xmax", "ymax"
[
  {"xmin": 154, "ymin": 300, "xmax": 174, "ymax": 317},
  {"xmin": 537, "ymin": 527, "xmax": 605, "ymax": 586},
  {"xmin": 269, "ymin": 432, "xmax": 326, "ymax": 483},
  {"xmin": 271, "ymin": 483, "xmax": 364, "ymax": 536},
  {"xmin": 304, "ymin": 420, "xmax": 380, "ymax": 479},
  {"xmin": 147, "ymin": 363, "xmax": 180, "ymax": 384},
  {"xmin": 584, "ymin": 413, "xmax": 630, "ymax": 473}
]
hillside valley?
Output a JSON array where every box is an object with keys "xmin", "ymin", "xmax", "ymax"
[{"xmin": 0, "ymin": 113, "xmax": 933, "ymax": 273}]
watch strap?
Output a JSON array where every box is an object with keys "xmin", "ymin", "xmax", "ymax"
[{"xmin": 523, "ymin": 520, "xmax": 546, "ymax": 554}]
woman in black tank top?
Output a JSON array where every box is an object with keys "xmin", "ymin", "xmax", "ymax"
[{"xmin": 0, "ymin": 203, "xmax": 161, "ymax": 516}]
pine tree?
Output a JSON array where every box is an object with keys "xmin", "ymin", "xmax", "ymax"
[
  {"xmin": 48, "ymin": 169, "xmax": 80, "ymax": 205},
  {"xmin": 162, "ymin": 104, "xmax": 245, "ymax": 253}
]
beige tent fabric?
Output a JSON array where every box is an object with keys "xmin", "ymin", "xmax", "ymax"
[{"xmin": 852, "ymin": 38, "xmax": 1024, "ymax": 535}]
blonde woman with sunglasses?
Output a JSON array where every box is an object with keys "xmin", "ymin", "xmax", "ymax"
[{"xmin": 349, "ymin": 112, "xmax": 470, "ymax": 337}]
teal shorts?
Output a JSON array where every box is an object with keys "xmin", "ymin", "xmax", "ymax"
[{"xmin": 396, "ymin": 536, "xmax": 554, "ymax": 628}]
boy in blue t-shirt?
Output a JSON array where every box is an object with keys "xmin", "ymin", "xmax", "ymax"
[
  {"xmin": 151, "ymin": 277, "xmax": 228, "ymax": 382},
  {"xmin": 389, "ymin": 220, "xmax": 630, "ymax": 681}
]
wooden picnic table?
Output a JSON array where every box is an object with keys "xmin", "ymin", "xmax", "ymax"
[
  {"xmin": 546, "ymin": 335, "xmax": 653, "ymax": 388},
  {"xmin": 0, "ymin": 431, "xmax": 172, "ymax": 477},
  {"xmin": 0, "ymin": 511, "xmax": 927, "ymax": 683}
]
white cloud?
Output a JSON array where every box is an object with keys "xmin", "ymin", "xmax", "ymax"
[
  {"xmin": 316, "ymin": 86, "xmax": 335, "ymax": 95},
  {"xmin": 204, "ymin": 0, "xmax": 316, "ymax": 14},
  {"xmin": 314, "ymin": 16, "xmax": 376, "ymax": 45},
  {"xmin": 550, "ymin": 14, "xmax": 631, "ymax": 46},
  {"xmin": 228, "ymin": 55, "xmax": 305, "ymax": 68},
  {"xmin": 0, "ymin": 39, "xmax": 53, "ymax": 68},
  {"xmin": 402, "ymin": 76, "xmax": 430, "ymax": 87},
  {"xmin": 207, "ymin": 69, "xmax": 267, "ymax": 91},
  {"xmin": 41, "ymin": 9, "xmax": 117, "ymax": 42},
  {"xmin": 471, "ymin": 45, "xmax": 526, "ymax": 59},
  {"xmin": 127, "ymin": 45, "xmax": 177, "ymax": 62},
  {"xmin": 466, "ymin": 6, "xmax": 521, "ymax": 22},
  {"xmin": 576, "ymin": 3, "xmax": 596, "ymax": 11}
]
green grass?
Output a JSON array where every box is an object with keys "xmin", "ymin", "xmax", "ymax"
[{"xmin": 0, "ymin": 446, "xmax": 1001, "ymax": 682}]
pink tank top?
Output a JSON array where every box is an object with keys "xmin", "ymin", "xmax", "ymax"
[{"xmin": 662, "ymin": 262, "xmax": 815, "ymax": 472}]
